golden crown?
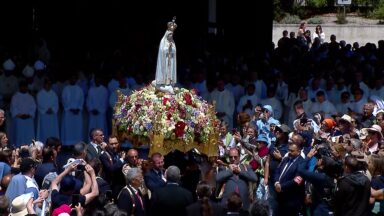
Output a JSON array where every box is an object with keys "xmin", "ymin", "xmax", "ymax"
[{"xmin": 167, "ymin": 16, "xmax": 177, "ymax": 32}]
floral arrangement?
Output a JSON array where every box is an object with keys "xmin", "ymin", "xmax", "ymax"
[{"xmin": 113, "ymin": 84, "xmax": 220, "ymax": 146}]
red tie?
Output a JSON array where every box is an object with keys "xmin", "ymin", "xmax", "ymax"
[{"xmin": 136, "ymin": 192, "xmax": 144, "ymax": 209}]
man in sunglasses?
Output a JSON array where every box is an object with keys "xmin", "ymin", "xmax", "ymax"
[{"xmin": 216, "ymin": 148, "xmax": 258, "ymax": 210}]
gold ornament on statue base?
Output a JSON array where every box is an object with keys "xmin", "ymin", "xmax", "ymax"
[{"xmin": 112, "ymin": 88, "xmax": 220, "ymax": 157}]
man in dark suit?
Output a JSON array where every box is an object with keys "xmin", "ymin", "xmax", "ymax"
[
  {"xmin": 151, "ymin": 165, "xmax": 193, "ymax": 216},
  {"xmin": 99, "ymin": 135, "xmax": 125, "ymax": 197},
  {"xmin": 117, "ymin": 167, "xmax": 146, "ymax": 216},
  {"xmin": 216, "ymin": 148, "xmax": 258, "ymax": 210},
  {"xmin": 274, "ymin": 135, "xmax": 305, "ymax": 216},
  {"xmin": 86, "ymin": 128, "xmax": 105, "ymax": 162},
  {"xmin": 144, "ymin": 152, "xmax": 166, "ymax": 193}
]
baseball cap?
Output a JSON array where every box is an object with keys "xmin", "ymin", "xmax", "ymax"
[
  {"xmin": 262, "ymin": 105, "xmax": 273, "ymax": 113},
  {"xmin": 275, "ymin": 124, "xmax": 291, "ymax": 133}
]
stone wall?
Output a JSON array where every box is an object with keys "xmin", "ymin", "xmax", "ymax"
[{"xmin": 273, "ymin": 24, "xmax": 384, "ymax": 47}]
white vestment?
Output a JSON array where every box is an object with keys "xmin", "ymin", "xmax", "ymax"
[
  {"xmin": 87, "ymin": 85, "xmax": 109, "ymax": 135},
  {"xmin": 310, "ymin": 100, "xmax": 337, "ymax": 118},
  {"xmin": 10, "ymin": 92, "xmax": 36, "ymax": 147},
  {"xmin": 61, "ymin": 84, "xmax": 84, "ymax": 145},
  {"xmin": 237, "ymin": 94, "xmax": 260, "ymax": 116},
  {"xmin": 36, "ymin": 89, "xmax": 60, "ymax": 142},
  {"xmin": 155, "ymin": 30, "xmax": 177, "ymax": 85},
  {"xmin": 209, "ymin": 89, "xmax": 235, "ymax": 129}
]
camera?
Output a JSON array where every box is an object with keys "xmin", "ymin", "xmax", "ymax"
[{"xmin": 77, "ymin": 164, "xmax": 85, "ymax": 171}]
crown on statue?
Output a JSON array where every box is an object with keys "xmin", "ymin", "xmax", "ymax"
[{"xmin": 167, "ymin": 16, "xmax": 177, "ymax": 32}]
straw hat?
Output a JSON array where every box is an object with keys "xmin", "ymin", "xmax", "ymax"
[{"xmin": 10, "ymin": 192, "xmax": 33, "ymax": 216}]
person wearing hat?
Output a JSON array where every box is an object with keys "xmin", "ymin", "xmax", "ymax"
[
  {"xmin": 255, "ymin": 104, "xmax": 280, "ymax": 138},
  {"xmin": 362, "ymin": 125, "xmax": 383, "ymax": 154},
  {"xmin": 9, "ymin": 192, "xmax": 34, "ymax": 216},
  {"xmin": 337, "ymin": 114, "xmax": 354, "ymax": 136},
  {"xmin": 251, "ymin": 134, "xmax": 270, "ymax": 170},
  {"xmin": 320, "ymin": 118, "xmax": 340, "ymax": 138}
]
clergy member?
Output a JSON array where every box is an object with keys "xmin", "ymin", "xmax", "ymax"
[
  {"xmin": 36, "ymin": 78, "xmax": 60, "ymax": 142},
  {"xmin": 210, "ymin": 79, "xmax": 235, "ymax": 129},
  {"xmin": 61, "ymin": 74, "xmax": 84, "ymax": 145},
  {"xmin": 10, "ymin": 81, "xmax": 36, "ymax": 147},
  {"xmin": 87, "ymin": 76, "xmax": 109, "ymax": 137}
]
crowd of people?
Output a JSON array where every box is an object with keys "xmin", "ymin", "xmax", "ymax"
[{"xmin": 0, "ymin": 22, "xmax": 383, "ymax": 216}]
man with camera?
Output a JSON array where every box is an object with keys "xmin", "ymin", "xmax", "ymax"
[
  {"xmin": 50, "ymin": 163, "xmax": 99, "ymax": 210},
  {"xmin": 216, "ymin": 148, "xmax": 258, "ymax": 210}
]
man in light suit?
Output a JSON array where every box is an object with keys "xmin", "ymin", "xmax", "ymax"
[
  {"xmin": 216, "ymin": 148, "xmax": 258, "ymax": 210},
  {"xmin": 274, "ymin": 136, "xmax": 305, "ymax": 216}
]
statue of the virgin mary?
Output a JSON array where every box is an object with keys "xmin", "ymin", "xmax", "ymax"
[{"xmin": 154, "ymin": 17, "xmax": 177, "ymax": 94}]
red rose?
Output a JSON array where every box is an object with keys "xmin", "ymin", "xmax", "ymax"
[
  {"xmin": 167, "ymin": 112, "xmax": 172, "ymax": 120},
  {"xmin": 184, "ymin": 93, "xmax": 192, "ymax": 105},
  {"xmin": 163, "ymin": 97, "xmax": 170, "ymax": 105},
  {"xmin": 175, "ymin": 121, "xmax": 186, "ymax": 137}
]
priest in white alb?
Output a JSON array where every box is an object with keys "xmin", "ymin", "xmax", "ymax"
[
  {"xmin": 61, "ymin": 75, "xmax": 84, "ymax": 145},
  {"xmin": 36, "ymin": 78, "xmax": 59, "ymax": 142},
  {"xmin": 210, "ymin": 79, "xmax": 235, "ymax": 129},
  {"xmin": 87, "ymin": 76, "xmax": 109, "ymax": 137},
  {"xmin": 10, "ymin": 81, "xmax": 36, "ymax": 147}
]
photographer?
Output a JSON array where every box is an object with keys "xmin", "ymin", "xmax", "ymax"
[
  {"xmin": 298, "ymin": 147, "xmax": 343, "ymax": 216},
  {"xmin": 50, "ymin": 163, "xmax": 99, "ymax": 211}
]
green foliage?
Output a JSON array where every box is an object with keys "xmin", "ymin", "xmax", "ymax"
[
  {"xmin": 292, "ymin": 5, "xmax": 310, "ymax": 19},
  {"xmin": 307, "ymin": 0, "xmax": 328, "ymax": 8},
  {"xmin": 307, "ymin": 16, "xmax": 324, "ymax": 24},
  {"xmin": 279, "ymin": 14, "xmax": 302, "ymax": 24},
  {"xmin": 274, "ymin": 0, "xmax": 285, "ymax": 21},
  {"xmin": 373, "ymin": 0, "xmax": 384, "ymax": 21}
]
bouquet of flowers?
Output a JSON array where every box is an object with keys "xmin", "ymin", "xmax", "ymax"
[{"xmin": 113, "ymin": 84, "xmax": 220, "ymax": 149}]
